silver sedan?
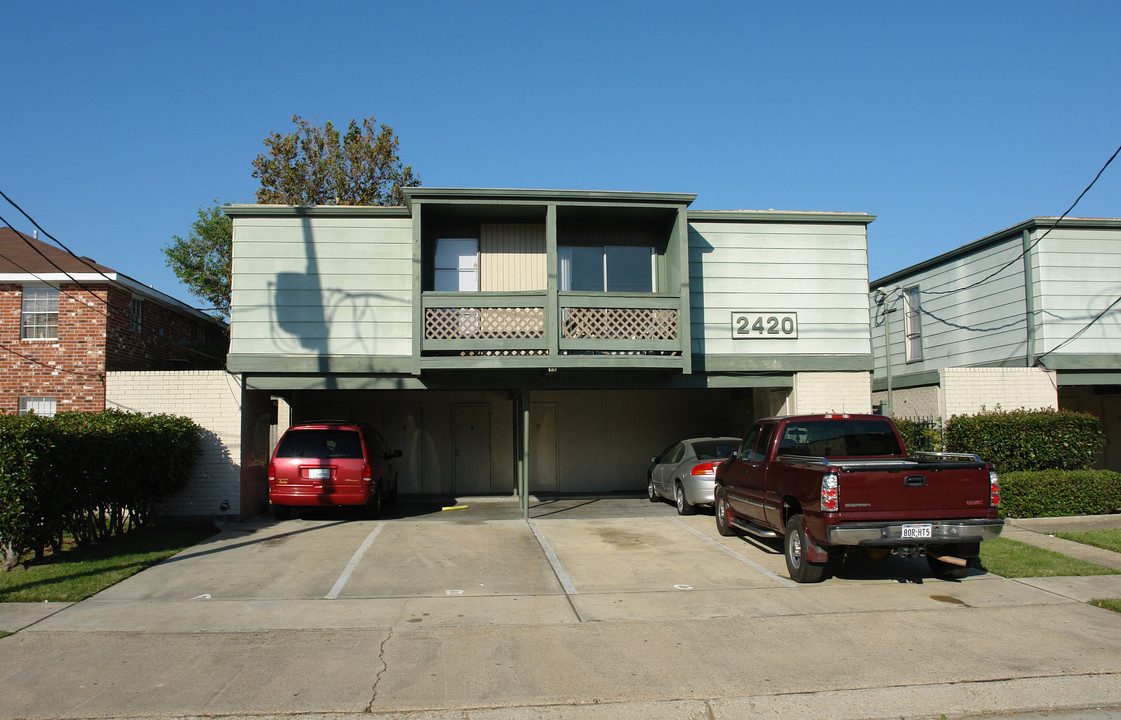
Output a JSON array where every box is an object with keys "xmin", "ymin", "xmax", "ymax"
[{"xmin": 647, "ymin": 437, "xmax": 739, "ymax": 515}]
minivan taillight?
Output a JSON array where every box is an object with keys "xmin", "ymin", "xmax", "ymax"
[
  {"xmin": 268, "ymin": 462, "xmax": 276, "ymax": 483},
  {"xmin": 821, "ymin": 472, "xmax": 839, "ymax": 512},
  {"xmin": 363, "ymin": 462, "xmax": 372, "ymax": 484},
  {"xmin": 691, "ymin": 462, "xmax": 722, "ymax": 476},
  {"xmin": 989, "ymin": 470, "xmax": 1001, "ymax": 507}
]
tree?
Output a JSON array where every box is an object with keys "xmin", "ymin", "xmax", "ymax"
[
  {"xmin": 164, "ymin": 201, "xmax": 232, "ymax": 320},
  {"xmin": 166, "ymin": 115, "xmax": 420, "ymax": 317},
  {"xmin": 251, "ymin": 114, "xmax": 421, "ymax": 205}
]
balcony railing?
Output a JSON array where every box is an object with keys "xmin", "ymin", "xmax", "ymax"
[{"xmin": 421, "ymin": 292, "xmax": 684, "ymax": 366}]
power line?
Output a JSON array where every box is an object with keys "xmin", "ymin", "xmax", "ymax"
[
  {"xmin": 0, "ymin": 211, "xmax": 111, "ymax": 308},
  {"xmin": 921, "ymin": 141, "xmax": 1121, "ymax": 297},
  {"xmin": 0, "ymin": 250, "xmax": 111, "ymax": 317},
  {"xmin": 0, "ymin": 342, "xmax": 104, "ymax": 379},
  {"xmin": 0, "ymin": 187, "xmax": 117, "ymax": 281},
  {"xmin": 1034, "ymin": 293, "xmax": 1121, "ymax": 367}
]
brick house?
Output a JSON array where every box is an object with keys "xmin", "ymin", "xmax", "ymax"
[{"xmin": 0, "ymin": 227, "xmax": 227, "ymax": 416}]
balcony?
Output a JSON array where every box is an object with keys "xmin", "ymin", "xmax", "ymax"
[
  {"xmin": 408, "ymin": 188, "xmax": 695, "ymax": 373},
  {"xmin": 421, "ymin": 291, "xmax": 685, "ymax": 370}
]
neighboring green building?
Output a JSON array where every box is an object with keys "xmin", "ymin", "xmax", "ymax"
[
  {"xmin": 226, "ymin": 188, "xmax": 875, "ymax": 507},
  {"xmin": 870, "ymin": 216, "xmax": 1121, "ymax": 471}
]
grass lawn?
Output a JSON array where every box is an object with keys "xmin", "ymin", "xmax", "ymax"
[
  {"xmin": 0, "ymin": 525, "xmax": 218, "ymax": 603},
  {"xmin": 1090, "ymin": 598, "xmax": 1121, "ymax": 613},
  {"xmin": 975, "ymin": 536, "xmax": 1120, "ymax": 578},
  {"xmin": 1054, "ymin": 528, "xmax": 1121, "ymax": 554}
]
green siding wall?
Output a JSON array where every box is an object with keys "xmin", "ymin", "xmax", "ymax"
[
  {"xmin": 688, "ymin": 221, "xmax": 872, "ymax": 360},
  {"xmin": 230, "ymin": 216, "xmax": 414, "ymax": 361}
]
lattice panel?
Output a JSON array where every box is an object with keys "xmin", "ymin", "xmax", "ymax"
[
  {"xmin": 561, "ymin": 307, "xmax": 678, "ymax": 340},
  {"xmin": 425, "ymin": 307, "xmax": 545, "ymax": 339}
]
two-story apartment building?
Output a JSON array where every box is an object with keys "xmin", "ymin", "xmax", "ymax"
[
  {"xmin": 0, "ymin": 227, "xmax": 227, "ymax": 415},
  {"xmin": 869, "ymin": 217, "xmax": 1121, "ymax": 471},
  {"xmin": 226, "ymin": 188, "xmax": 876, "ymax": 507}
]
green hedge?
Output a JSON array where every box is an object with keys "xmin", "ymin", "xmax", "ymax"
[
  {"xmin": 998, "ymin": 470, "xmax": 1121, "ymax": 518},
  {"xmin": 0, "ymin": 410, "xmax": 200, "ymax": 564},
  {"xmin": 944, "ymin": 409, "xmax": 1104, "ymax": 473}
]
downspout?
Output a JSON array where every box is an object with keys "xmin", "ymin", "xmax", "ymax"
[{"xmin": 875, "ymin": 288, "xmax": 894, "ymax": 417}]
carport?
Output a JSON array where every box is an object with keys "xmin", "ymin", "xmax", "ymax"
[{"xmin": 244, "ymin": 377, "xmax": 794, "ymax": 516}]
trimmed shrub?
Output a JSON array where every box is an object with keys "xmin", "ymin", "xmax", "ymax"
[
  {"xmin": 0, "ymin": 410, "xmax": 200, "ymax": 565},
  {"xmin": 999, "ymin": 470, "xmax": 1121, "ymax": 518},
  {"xmin": 944, "ymin": 408, "xmax": 1104, "ymax": 473}
]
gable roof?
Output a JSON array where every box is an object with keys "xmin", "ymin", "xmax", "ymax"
[
  {"xmin": 870, "ymin": 216, "xmax": 1121, "ymax": 287},
  {"xmin": 0, "ymin": 226, "xmax": 223, "ymax": 325},
  {"xmin": 0, "ymin": 227, "xmax": 115, "ymax": 276}
]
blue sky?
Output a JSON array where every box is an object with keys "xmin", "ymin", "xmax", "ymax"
[{"xmin": 5, "ymin": 1, "xmax": 1120, "ymax": 310}]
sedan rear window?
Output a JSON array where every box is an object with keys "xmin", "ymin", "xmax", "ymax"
[
  {"xmin": 275, "ymin": 429, "xmax": 363, "ymax": 459},
  {"xmin": 693, "ymin": 441, "xmax": 737, "ymax": 460}
]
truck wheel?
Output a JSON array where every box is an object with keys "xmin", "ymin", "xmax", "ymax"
[
  {"xmin": 675, "ymin": 482, "xmax": 696, "ymax": 516},
  {"xmin": 715, "ymin": 490, "xmax": 737, "ymax": 537},
  {"xmin": 784, "ymin": 515, "xmax": 827, "ymax": 583},
  {"xmin": 647, "ymin": 477, "xmax": 659, "ymax": 502},
  {"xmin": 272, "ymin": 504, "xmax": 292, "ymax": 521},
  {"xmin": 928, "ymin": 549, "xmax": 970, "ymax": 580}
]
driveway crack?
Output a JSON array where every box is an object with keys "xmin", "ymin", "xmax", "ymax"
[{"xmin": 367, "ymin": 627, "xmax": 393, "ymax": 710}]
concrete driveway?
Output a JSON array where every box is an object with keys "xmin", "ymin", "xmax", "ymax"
[{"xmin": 2, "ymin": 497, "xmax": 1121, "ymax": 719}]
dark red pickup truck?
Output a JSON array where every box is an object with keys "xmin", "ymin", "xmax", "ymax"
[{"xmin": 714, "ymin": 413, "xmax": 1003, "ymax": 583}]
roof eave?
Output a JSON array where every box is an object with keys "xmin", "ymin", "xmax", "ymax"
[{"xmin": 871, "ymin": 216, "xmax": 1121, "ymax": 287}]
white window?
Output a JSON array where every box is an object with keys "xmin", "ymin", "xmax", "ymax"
[
  {"xmin": 19, "ymin": 397, "xmax": 56, "ymax": 417},
  {"xmin": 131, "ymin": 297, "xmax": 143, "ymax": 333},
  {"xmin": 558, "ymin": 245, "xmax": 654, "ymax": 292},
  {"xmin": 434, "ymin": 238, "xmax": 478, "ymax": 291},
  {"xmin": 903, "ymin": 286, "xmax": 922, "ymax": 363},
  {"xmin": 21, "ymin": 286, "xmax": 58, "ymax": 339}
]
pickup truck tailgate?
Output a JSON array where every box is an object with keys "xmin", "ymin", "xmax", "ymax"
[{"xmin": 834, "ymin": 461, "xmax": 993, "ymax": 520}]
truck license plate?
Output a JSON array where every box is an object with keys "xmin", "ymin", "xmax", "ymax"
[
  {"xmin": 902, "ymin": 523, "xmax": 932, "ymax": 539},
  {"xmin": 307, "ymin": 468, "xmax": 330, "ymax": 480}
]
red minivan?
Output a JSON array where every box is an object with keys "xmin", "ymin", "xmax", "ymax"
[{"xmin": 267, "ymin": 421, "xmax": 401, "ymax": 520}]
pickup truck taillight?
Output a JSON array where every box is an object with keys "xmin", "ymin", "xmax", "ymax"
[
  {"xmin": 691, "ymin": 462, "xmax": 722, "ymax": 476},
  {"xmin": 821, "ymin": 472, "xmax": 839, "ymax": 512},
  {"xmin": 989, "ymin": 470, "xmax": 1001, "ymax": 507}
]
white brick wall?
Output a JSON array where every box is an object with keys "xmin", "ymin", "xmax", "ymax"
[
  {"xmin": 940, "ymin": 367, "xmax": 1057, "ymax": 419},
  {"xmin": 107, "ymin": 371, "xmax": 243, "ymax": 518},
  {"xmin": 873, "ymin": 385, "xmax": 941, "ymax": 419},
  {"xmin": 791, "ymin": 372, "xmax": 872, "ymax": 415}
]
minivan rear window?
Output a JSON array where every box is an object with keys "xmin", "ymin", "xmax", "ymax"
[{"xmin": 275, "ymin": 429, "xmax": 363, "ymax": 459}]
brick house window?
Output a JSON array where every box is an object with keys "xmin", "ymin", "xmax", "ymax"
[
  {"xmin": 903, "ymin": 286, "xmax": 922, "ymax": 363},
  {"xmin": 21, "ymin": 286, "xmax": 59, "ymax": 339},
  {"xmin": 131, "ymin": 297, "xmax": 143, "ymax": 333},
  {"xmin": 19, "ymin": 397, "xmax": 56, "ymax": 417}
]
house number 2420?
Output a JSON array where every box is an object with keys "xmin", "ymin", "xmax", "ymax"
[{"xmin": 731, "ymin": 312, "xmax": 798, "ymax": 339}]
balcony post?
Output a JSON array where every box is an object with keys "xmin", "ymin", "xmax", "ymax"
[
  {"xmin": 519, "ymin": 389, "xmax": 530, "ymax": 517},
  {"xmin": 545, "ymin": 204, "xmax": 559, "ymax": 357}
]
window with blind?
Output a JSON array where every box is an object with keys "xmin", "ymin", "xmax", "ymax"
[
  {"xmin": 21, "ymin": 287, "xmax": 59, "ymax": 339},
  {"xmin": 903, "ymin": 286, "xmax": 922, "ymax": 363}
]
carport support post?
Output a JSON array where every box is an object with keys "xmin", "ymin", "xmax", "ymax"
[{"xmin": 519, "ymin": 390, "xmax": 530, "ymax": 517}]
